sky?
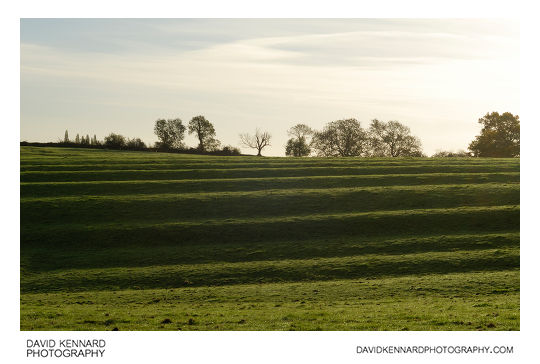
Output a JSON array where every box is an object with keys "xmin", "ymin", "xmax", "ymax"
[{"xmin": 20, "ymin": 19, "xmax": 519, "ymax": 156}]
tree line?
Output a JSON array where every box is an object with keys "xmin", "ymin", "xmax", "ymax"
[
  {"xmin": 152, "ymin": 116, "xmax": 424, "ymax": 157},
  {"xmin": 282, "ymin": 118, "xmax": 424, "ymax": 157},
  {"xmin": 58, "ymin": 115, "xmax": 241, "ymax": 155},
  {"xmin": 43, "ymin": 111, "xmax": 519, "ymax": 158},
  {"xmin": 282, "ymin": 112, "xmax": 519, "ymax": 158}
]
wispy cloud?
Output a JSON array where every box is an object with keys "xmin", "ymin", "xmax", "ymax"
[{"xmin": 20, "ymin": 19, "xmax": 519, "ymax": 155}]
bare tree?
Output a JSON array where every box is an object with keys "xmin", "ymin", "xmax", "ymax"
[{"xmin": 240, "ymin": 129, "xmax": 271, "ymax": 156}]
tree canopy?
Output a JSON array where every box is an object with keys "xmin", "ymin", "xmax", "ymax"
[
  {"xmin": 287, "ymin": 124, "xmax": 313, "ymax": 140},
  {"xmin": 285, "ymin": 124, "xmax": 313, "ymax": 157},
  {"xmin": 154, "ymin": 118, "xmax": 186, "ymax": 149},
  {"xmin": 188, "ymin": 115, "xmax": 220, "ymax": 152},
  {"xmin": 311, "ymin": 119, "xmax": 368, "ymax": 157},
  {"xmin": 126, "ymin": 138, "xmax": 146, "ymax": 150},
  {"xmin": 368, "ymin": 119, "xmax": 423, "ymax": 157},
  {"xmin": 286, "ymin": 137, "xmax": 311, "ymax": 157},
  {"xmin": 468, "ymin": 112, "xmax": 520, "ymax": 157},
  {"xmin": 104, "ymin": 133, "xmax": 126, "ymax": 149}
]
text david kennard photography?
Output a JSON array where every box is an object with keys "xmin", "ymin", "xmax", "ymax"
[{"xmin": 26, "ymin": 339, "xmax": 106, "ymax": 358}]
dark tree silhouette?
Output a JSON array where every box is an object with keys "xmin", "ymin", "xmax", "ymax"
[
  {"xmin": 104, "ymin": 133, "xmax": 126, "ymax": 149},
  {"xmin": 368, "ymin": 119, "xmax": 423, "ymax": 157},
  {"xmin": 285, "ymin": 124, "xmax": 312, "ymax": 157},
  {"xmin": 311, "ymin": 119, "xmax": 368, "ymax": 157},
  {"xmin": 240, "ymin": 129, "xmax": 271, "ymax": 156},
  {"xmin": 154, "ymin": 118, "xmax": 186, "ymax": 149},
  {"xmin": 188, "ymin": 115, "xmax": 220, "ymax": 151},
  {"xmin": 126, "ymin": 138, "xmax": 146, "ymax": 150},
  {"xmin": 286, "ymin": 137, "xmax": 311, "ymax": 157}
]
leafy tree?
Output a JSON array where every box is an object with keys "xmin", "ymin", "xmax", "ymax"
[
  {"xmin": 126, "ymin": 138, "xmax": 146, "ymax": 150},
  {"xmin": 285, "ymin": 124, "xmax": 312, "ymax": 157},
  {"xmin": 80, "ymin": 135, "xmax": 89, "ymax": 145},
  {"xmin": 104, "ymin": 133, "xmax": 126, "ymax": 149},
  {"xmin": 288, "ymin": 124, "xmax": 313, "ymax": 140},
  {"xmin": 367, "ymin": 119, "xmax": 423, "ymax": 157},
  {"xmin": 468, "ymin": 112, "xmax": 520, "ymax": 157},
  {"xmin": 75, "ymin": 134, "xmax": 80, "ymax": 144},
  {"xmin": 64, "ymin": 130, "xmax": 69, "ymax": 143},
  {"xmin": 188, "ymin": 115, "xmax": 220, "ymax": 151},
  {"xmin": 310, "ymin": 118, "xmax": 368, "ymax": 157},
  {"xmin": 286, "ymin": 137, "xmax": 311, "ymax": 157},
  {"xmin": 154, "ymin": 118, "xmax": 186, "ymax": 149},
  {"xmin": 239, "ymin": 129, "xmax": 271, "ymax": 156},
  {"xmin": 91, "ymin": 135, "xmax": 99, "ymax": 145}
]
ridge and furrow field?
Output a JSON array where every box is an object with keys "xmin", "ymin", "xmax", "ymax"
[
  {"xmin": 21, "ymin": 205, "xmax": 519, "ymax": 249},
  {"xmin": 20, "ymin": 147, "xmax": 520, "ymax": 330},
  {"xmin": 20, "ymin": 184, "xmax": 519, "ymax": 225},
  {"xmin": 22, "ymin": 248, "xmax": 518, "ymax": 293},
  {"xmin": 20, "ymin": 164, "xmax": 519, "ymax": 182},
  {"xmin": 20, "ymin": 172, "xmax": 520, "ymax": 197},
  {"xmin": 20, "ymin": 159, "xmax": 518, "ymax": 171}
]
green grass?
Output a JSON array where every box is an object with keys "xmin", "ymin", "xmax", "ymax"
[
  {"xmin": 21, "ymin": 271, "xmax": 518, "ymax": 331},
  {"xmin": 20, "ymin": 147, "xmax": 520, "ymax": 330}
]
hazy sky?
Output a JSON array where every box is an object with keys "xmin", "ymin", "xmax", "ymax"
[{"xmin": 20, "ymin": 19, "xmax": 519, "ymax": 156}]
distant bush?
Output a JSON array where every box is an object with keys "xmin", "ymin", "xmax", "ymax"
[
  {"xmin": 220, "ymin": 145, "xmax": 241, "ymax": 156},
  {"xmin": 23, "ymin": 141, "xmax": 99, "ymax": 149},
  {"xmin": 171, "ymin": 145, "xmax": 242, "ymax": 156},
  {"xmin": 431, "ymin": 150, "xmax": 471, "ymax": 158}
]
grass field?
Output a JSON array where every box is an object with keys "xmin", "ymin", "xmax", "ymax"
[{"xmin": 20, "ymin": 147, "xmax": 520, "ymax": 330}]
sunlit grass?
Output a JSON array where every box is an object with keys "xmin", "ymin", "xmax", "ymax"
[{"xmin": 20, "ymin": 147, "xmax": 520, "ymax": 330}]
